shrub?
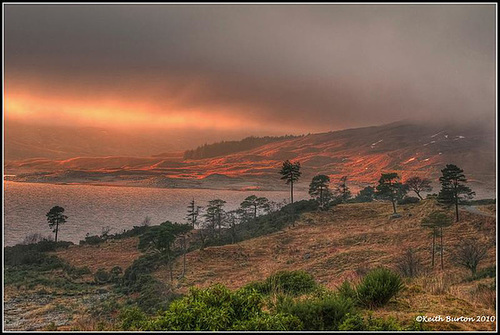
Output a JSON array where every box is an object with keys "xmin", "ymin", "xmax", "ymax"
[
  {"xmin": 396, "ymin": 248, "xmax": 422, "ymax": 278},
  {"xmin": 231, "ymin": 313, "xmax": 302, "ymax": 331},
  {"xmin": 337, "ymin": 280, "xmax": 357, "ymax": 301},
  {"xmin": 94, "ymin": 268, "xmax": 111, "ymax": 284},
  {"xmin": 142, "ymin": 284, "xmax": 272, "ymax": 331},
  {"xmin": 339, "ymin": 313, "xmax": 402, "ymax": 331},
  {"xmin": 472, "ymin": 265, "xmax": 496, "ymax": 280},
  {"xmin": 110, "ymin": 266, "xmax": 123, "ymax": 283},
  {"xmin": 275, "ymin": 294, "xmax": 355, "ymax": 330},
  {"xmin": 398, "ymin": 196, "xmax": 420, "ymax": 205},
  {"xmin": 80, "ymin": 234, "xmax": 106, "ymax": 245},
  {"xmin": 356, "ymin": 268, "xmax": 404, "ymax": 308},
  {"xmin": 244, "ymin": 270, "xmax": 317, "ymax": 296},
  {"xmin": 120, "ymin": 306, "xmax": 148, "ymax": 330}
]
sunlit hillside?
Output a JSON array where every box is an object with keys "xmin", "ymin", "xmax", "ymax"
[{"xmin": 5, "ymin": 121, "xmax": 496, "ymax": 196}]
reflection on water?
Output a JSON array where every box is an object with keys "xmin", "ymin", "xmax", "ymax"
[{"xmin": 3, "ymin": 181, "xmax": 307, "ymax": 246}]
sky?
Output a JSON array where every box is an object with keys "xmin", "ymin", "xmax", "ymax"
[{"xmin": 4, "ymin": 4, "xmax": 497, "ymax": 135}]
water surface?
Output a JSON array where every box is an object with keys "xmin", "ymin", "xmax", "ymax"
[{"xmin": 3, "ymin": 181, "xmax": 307, "ymax": 246}]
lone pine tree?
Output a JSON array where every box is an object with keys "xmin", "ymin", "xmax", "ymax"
[{"xmin": 438, "ymin": 164, "xmax": 475, "ymax": 222}]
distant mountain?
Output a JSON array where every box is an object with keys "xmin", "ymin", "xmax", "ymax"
[
  {"xmin": 183, "ymin": 135, "xmax": 303, "ymax": 159},
  {"xmin": 3, "ymin": 120, "xmax": 280, "ymax": 161},
  {"xmin": 5, "ymin": 121, "xmax": 496, "ymax": 196}
]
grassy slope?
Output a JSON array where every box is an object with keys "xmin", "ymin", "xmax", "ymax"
[
  {"xmin": 6, "ymin": 200, "xmax": 496, "ymax": 331},
  {"xmin": 159, "ymin": 200, "xmax": 496, "ymax": 331}
]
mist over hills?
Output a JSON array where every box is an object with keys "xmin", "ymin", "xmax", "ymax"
[{"xmin": 4, "ymin": 120, "xmax": 496, "ymax": 196}]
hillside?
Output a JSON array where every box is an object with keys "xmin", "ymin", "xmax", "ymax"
[
  {"xmin": 5, "ymin": 200, "xmax": 494, "ymax": 331},
  {"xmin": 5, "ymin": 121, "xmax": 496, "ymax": 196}
]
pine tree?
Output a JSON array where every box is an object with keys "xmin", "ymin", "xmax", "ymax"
[
  {"xmin": 186, "ymin": 199, "xmax": 201, "ymax": 228},
  {"xmin": 421, "ymin": 211, "xmax": 453, "ymax": 270},
  {"xmin": 335, "ymin": 175, "xmax": 352, "ymax": 203},
  {"xmin": 46, "ymin": 206, "xmax": 68, "ymax": 243},
  {"xmin": 279, "ymin": 160, "xmax": 302, "ymax": 204},
  {"xmin": 375, "ymin": 173, "xmax": 408, "ymax": 214},
  {"xmin": 240, "ymin": 195, "xmax": 270, "ymax": 220},
  {"xmin": 309, "ymin": 175, "xmax": 330, "ymax": 208},
  {"xmin": 438, "ymin": 164, "xmax": 475, "ymax": 222}
]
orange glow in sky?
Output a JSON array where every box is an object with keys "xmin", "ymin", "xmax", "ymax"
[{"xmin": 5, "ymin": 91, "xmax": 282, "ymax": 132}]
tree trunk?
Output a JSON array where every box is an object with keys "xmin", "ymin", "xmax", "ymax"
[
  {"xmin": 55, "ymin": 220, "xmax": 59, "ymax": 243},
  {"xmin": 416, "ymin": 191, "xmax": 423, "ymax": 200},
  {"xmin": 182, "ymin": 236, "xmax": 186, "ymax": 278},
  {"xmin": 290, "ymin": 180, "xmax": 294, "ymax": 204},
  {"xmin": 455, "ymin": 193, "xmax": 459, "ymax": 222},
  {"xmin": 254, "ymin": 205, "xmax": 257, "ymax": 220},
  {"xmin": 440, "ymin": 227, "xmax": 444, "ymax": 270},
  {"xmin": 431, "ymin": 230, "xmax": 435, "ymax": 267},
  {"xmin": 392, "ymin": 200, "xmax": 397, "ymax": 214},
  {"xmin": 320, "ymin": 187, "xmax": 323, "ymax": 208}
]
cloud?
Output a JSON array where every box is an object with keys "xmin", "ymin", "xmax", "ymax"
[{"xmin": 4, "ymin": 4, "xmax": 496, "ymax": 133}]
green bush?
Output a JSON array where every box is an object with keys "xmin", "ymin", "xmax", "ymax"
[
  {"xmin": 472, "ymin": 265, "xmax": 496, "ymax": 281},
  {"xmin": 398, "ymin": 196, "xmax": 420, "ymax": 205},
  {"xmin": 231, "ymin": 313, "xmax": 302, "ymax": 331},
  {"xmin": 141, "ymin": 284, "xmax": 271, "ymax": 331},
  {"xmin": 94, "ymin": 268, "xmax": 111, "ymax": 284},
  {"xmin": 337, "ymin": 280, "xmax": 357, "ymax": 301},
  {"xmin": 339, "ymin": 313, "xmax": 402, "ymax": 331},
  {"xmin": 275, "ymin": 294, "xmax": 355, "ymax": 330},
  {"xmin": 244, "ymin": 270, "xmax": 317, "ymax": 296},
  {"xmin": 356, "ymin": 268, "xmax": 404, "ymax": 308},
  {"xmin": 5, "ymin": 241, "xmax": 72, "ymax": 267},
  {"xmin": 80, "ymin": 235, "xmax": 106, "ymax": 245},
  {"xmin": 110, "ymin": 266, "xmax": 123, "ymax": 283},
  {"xmin": 120, "ymin": 306, "xmax": 148, "ymax": 330}
]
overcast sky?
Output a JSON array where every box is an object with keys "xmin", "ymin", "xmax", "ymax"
[{"xmin": 4, "ymin": 4, "xmax": 496, "ymax": 134}]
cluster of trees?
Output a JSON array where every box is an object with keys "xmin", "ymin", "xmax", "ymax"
[
  {"xmin": 342, "ymin": 164, "xmax": 474, "ymax": 221},
  {"xmin": 186, "ymin": 195, "xmax": 282, "ymax": 250},
  {"xmin": 183, "ymin": 135, "xmax": 301, "ymax": 160}
]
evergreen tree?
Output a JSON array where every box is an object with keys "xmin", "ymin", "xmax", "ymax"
[
  {"xmin": 375, "ymin": 173, "xmax": 408, "ymax": 214},
  {"xmin": 186, "ymin": 199, "xmax": 201, "ymax": 228},
  {"xmin": 421, "ymin": 211, "xmax": 453, "ymax": 270},
  {"xmin": 46, "ymin": 206, "xmax": 68, "ymax": 243},
  {"xmin": 335, "ymin": 175, "xmax": 352, "ymax": 203},
  {"xmin": 309, "ymin": 175, "xmax": 330, "ymax": 208},
  {"xmin": 279, "ymin": 160, "xmax": 302, "ymax": 204},
  {"xmin": 354, "ymin": 186, "xmax": 375, "ymax": 203},
  {"xmin": 438, "ymin": 164, "xmax": 475, "ymax": 222},
  {"xmin": 240, "ymin": 195, "xmax": 270, "ymax": 220},
  {"xmin": 204, "ymin": 199, "xmax": 226, "ymax": 240},
  {"xmin": 139, "ymin": 221, "xmax": 192, "ymax": 281}
]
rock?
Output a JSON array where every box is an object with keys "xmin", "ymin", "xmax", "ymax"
[
  {"xmin": 390, "ymin": 213, "xmax": 402, "ymax": 219},
  {"xmin": 303, "ymin": 253, "xmax": 311, "ymax": 260}
]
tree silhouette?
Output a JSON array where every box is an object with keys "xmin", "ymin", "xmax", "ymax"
[
  {"xmin": 375, "ymin": 173, "xmax": 408, "ymax": 214},
  {"xmin": 309, "ymin": 175, "xmax": 330, "ymax": 208},
  {"xmin": 335, "ymin": 175, "xmax": 352, "ymax": 203},
  {"xmin": 405, "ymin": 176, "xmax": 432, "ymax": 200},
  {"xmin": 204, "ymin": 199, "xmax": 226, "ymax": 240},
  {"xmin": 421, "ymin": 211, "xmax": 453, "ymax": 270},
  {"xmin": 186, "ymin": 199, "xmax": 201, "ymax": 228},
  {"xmin": 46, "ymin": 206, "xmax": 67, "ymax": 243},
  {"xmin": 240, "ymin": 195, "xmax": 270, "ymax": 220},
  {"xmin": 453, "ymin": 238, "xmax": 489, "ymax": 276},
  {"xmin": 139, "ymin": 222, "xmax": 192, "ymax": 281},
  {"xmin": 279, "ymin": 160, "xmax": 302, "ymax": 204},
  {"xmin": 438, "ymin": 164, "xmax": 475, "ymax": 222},
  {"xmin": 354, "ymin": 186, "xmax": 375, "ymax": 203}
]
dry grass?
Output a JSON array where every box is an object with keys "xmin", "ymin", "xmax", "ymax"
[
  {"xmin": 157, "ymin": 199, "xmax": 496, "ymax": 330},
  {"xmin": 54, "ymin": 237, "xmax": 142, "ymax": 273},
  {"xmin": 6, "ymin": 200, "xmax": 496, "ymax": 331}
]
